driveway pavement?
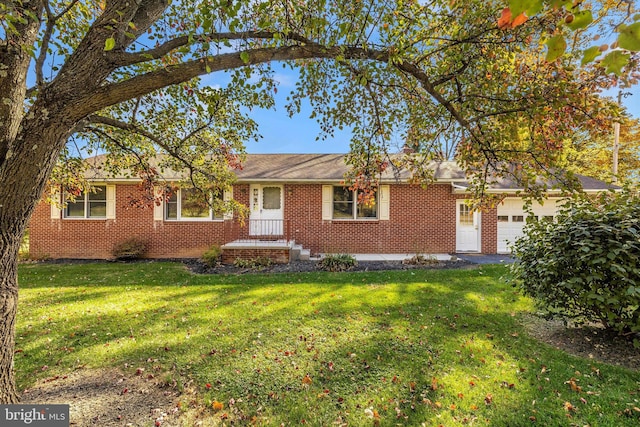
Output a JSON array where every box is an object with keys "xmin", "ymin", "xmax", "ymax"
[
  {"xmin": 455, "ymin": 253, "xmax": 514, "ymax": 264},
  {"xmin": 338, "ymin": 253, "xmax": 514, "ymax": 264}
]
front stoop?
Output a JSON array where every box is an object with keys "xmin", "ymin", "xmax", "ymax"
[
  {"xmin": 290, "ymin": 244, "xmax": 310, "ymax": 262},
  {"xmin": 299, "ymin": 249, "xmax": 311, "ymax": 261},
  {"xmin": 221, "ymin": 240, "xmax": 311, "ymax": 264}
]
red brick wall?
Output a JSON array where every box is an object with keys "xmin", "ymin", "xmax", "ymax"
[
  {"xmin": 29, "ymin": 184, "xmax": 230, "ymax": 259},
  {"xmin": 29, "ymin": 182, "xmax": 499, "ymax": 259},
  {"xmin": 480, "ymin": 206, "xmax": 498, "ymax": 254},
  {"xmin": 221, "ymin": 248, "xmax": 289, "ymax": 264},
  {"xmin": 284, "ymin": 183, "xmax": 460, "ymax": 255}
]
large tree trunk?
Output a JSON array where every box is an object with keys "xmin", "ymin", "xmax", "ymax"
[
  {"xmin": 0, "ymin": 132, "xmax": 65, "ymax": 403},
  {"xmin": 0, "ymin": 236, "xmax": 20, "ymax": 403},
  {"xmin": 0, "ymin": 1, "xmax": 45, "ymax": 403}
]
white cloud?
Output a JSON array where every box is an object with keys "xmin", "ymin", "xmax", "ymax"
[{"xmin": 272, "ymin": 72, "xmax": 297, "ymax": 88}]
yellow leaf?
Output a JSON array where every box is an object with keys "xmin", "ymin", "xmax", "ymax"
[{"xmin": 104, "ymin": 37, "xmax": 116, "ymax": 51}]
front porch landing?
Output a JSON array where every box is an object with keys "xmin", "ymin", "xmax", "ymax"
[{"xmin": 221, "ymin": 240, "xmax": 310, "ymax": 264}]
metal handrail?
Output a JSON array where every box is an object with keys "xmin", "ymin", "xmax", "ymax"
[{"xmin": 224, "ymin": 219, "xmax": 290, "ymax": 243}]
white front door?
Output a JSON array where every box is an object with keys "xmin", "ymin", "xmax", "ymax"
[
  {"xmin": 456, "ymin": 200, "xmax": 481, "ymax": 252},
  {"xmin": 249, "ymin": 184, "xmax": 284, "ymax": 236}
]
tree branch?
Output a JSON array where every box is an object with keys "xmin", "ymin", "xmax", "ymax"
[
  {"xmin": 84, "ymin": 126, "xmax": 161, "ymax": 182},
  {"xmin": 390, "ymin": 57, "xmax": 472, "ymax": 131},
  {"xmin": 35, "ymin": 0, "xmax": 80, "ymax": 87},
  {"xmin": 431, "ymin": 60, "xmax": 470, "ymax": 88},
  {"xmin": 87, "ymin": 114, "xmax": 185, "ymax": 160},
  {"xmin": 111, "ymin": 30, "xmax": 316, "ymax": 67},
  {"xmin": 128, "ymin": 0, "xmax": 170, "ymax": 42},
  {"xmin": 86, "ymin": 114, "xmax": 218, "ymax": 181},
  {"xmin": 80, "ymin": 44, "xmax": 378, "ymax": 115},
  {"xmin": 95, "ymin": 40, "xmax": 483, "ymax": 155}
]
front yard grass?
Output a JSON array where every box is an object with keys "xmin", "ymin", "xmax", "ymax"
[{"xmin": 16, "ymin": 262, "xmax": 640, "ymax": 426}]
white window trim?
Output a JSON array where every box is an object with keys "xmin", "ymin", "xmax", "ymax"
[
  {"xmin": 163, "ymin": 188, "xmax": 230, "ymax": 222},
  {"xmin": 61, "ymin": 184, "xmax": 115, "ymax": 220},
  {"xmin": 50, "ymin": 188, "xmax": 61, "ymax": 219}
]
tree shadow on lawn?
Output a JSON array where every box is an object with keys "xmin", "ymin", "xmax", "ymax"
[{"xmin": 16, "ymin": 262, "xmax": 640, "ymax": 426}]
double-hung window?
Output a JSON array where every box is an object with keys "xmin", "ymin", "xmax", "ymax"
[
  {"xmin": 322, "ymin": 185, "xmax": 389, "ymax": 221},
  {"xmin": 64, "ymin": 185, "xmax": 107, "ymax": 219},
  {"xmin": 165, "ymin": 188, "xmax": 224, "ymax": 221},
  {"xmin": 332, "ymin": 186, "xmax": 378, "ymax": 220}
]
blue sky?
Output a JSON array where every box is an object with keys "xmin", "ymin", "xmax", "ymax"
[
  {"xmin": 206, "ymin": 71, "xmax": 640, "ymax": 155},
  {"xmin": 201, "ymin": 70, "xmax": 355, "ymax": 154}
]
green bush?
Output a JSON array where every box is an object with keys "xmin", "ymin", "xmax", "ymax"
[
  {"xmin": 201, "ymin": 245, "xmax": 222, "ymax": 268},
  {"xmin": 111, "ymin": 237, "xmax": 148, "ymax": 260},
  {"xmin": 509, "ymin": 190, "xmax": 640, "ymax": 346},
  {"xmin": 233, "ymin": 256, "xmax": 273, "ymax": 269},
  {"xmin": 317, "ymin": 253, "xmax": 358, "ymax": 272}
]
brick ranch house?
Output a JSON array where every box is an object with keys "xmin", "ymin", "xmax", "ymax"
[{"xmin": 29, "ymin": 153, "xmax": 612, "ymax": 262}]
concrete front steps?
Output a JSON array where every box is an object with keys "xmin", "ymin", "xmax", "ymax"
[{"xmin": 290, "ymin": 243, "xmax": 310, "ymax": 261}]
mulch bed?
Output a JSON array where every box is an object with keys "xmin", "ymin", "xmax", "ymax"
[{"xmin": 184, "ymin": 258, "xmax": 475, "ymax": 274}]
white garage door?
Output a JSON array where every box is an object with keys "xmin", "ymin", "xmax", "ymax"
[{"xmin": 497, "ymin": 198, "xmax": 559, "ymax": 253}]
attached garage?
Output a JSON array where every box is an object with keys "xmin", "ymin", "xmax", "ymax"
[{"xmin": 496, "ymin": 198, "xmax": 560, "ymax": 253}]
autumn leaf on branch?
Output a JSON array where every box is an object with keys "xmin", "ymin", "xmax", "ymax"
[{"xmin": 497, "ymin": 8, "xmax": 527, "ymax": 29}]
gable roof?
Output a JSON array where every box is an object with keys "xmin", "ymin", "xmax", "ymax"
[
  {"xmin": 452, "ymin": 172, "xmax": 615, "ymax": 192},
  {"xmin": 83, "ymin": 153, "xmax": 466, "ymax": 182},
  {"xmin": 233, "ymin": 154, "xmax": 467, "ymax": 182},
  {"xmin": 235, "ymin": 154, "xmax": 349, "ymax": 181},
  {"xmin": 83, "ymin": 153, "xmax": 614, "ymax": 191}
]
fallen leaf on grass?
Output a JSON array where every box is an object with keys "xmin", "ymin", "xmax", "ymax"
[
  {"xmin": 364, "ymin": 408, "xmax": 380, "ymax": 419},
  {"xmin": 565, "ymin": 378, "xmax": 582, "ymax": 393},
  {"xmin": 484, "ymin": 393, "xmax": 493, "ymax": 406}
]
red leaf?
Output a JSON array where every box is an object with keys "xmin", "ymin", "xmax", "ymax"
[
  {"xmin": 511, "ymin": 13, "xmax": 528, "ymax": 28},
  {"xmin": 498, "ymin": 8, "xmax": 512, "ymax": 29}
]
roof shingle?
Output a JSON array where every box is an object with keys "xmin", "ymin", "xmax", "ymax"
[{"xmin": 82, "ymin": 153, "xmax": 614, "ymax": 191}]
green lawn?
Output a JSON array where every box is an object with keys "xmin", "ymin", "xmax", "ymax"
[{"xmin": 16, "ymin": 262, "xmax": 640, "ymax": 426}]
